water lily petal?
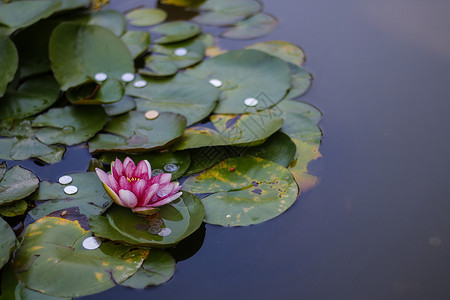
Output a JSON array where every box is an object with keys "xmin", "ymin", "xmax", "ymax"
[
  {"xmin": 141, "ymin": 183, "xmax": 159, "ymax": 207},
  {"xmin": 118, "ymin": 175, "xmax": 132, "ymax": 190},
  {"xmin": 144, "ymin": 160, "xmax": 152, "ymax": 179},
  {"xmin": 124, "ymin": 159, "xmax": 136, "ymax": 179},
  {"xmin": 107, "ymin": 174, "xmax": 120, "ymax": 193},
  {"xmin": 132, "ymin": 179, "xmax": 148, "ymax": 200},
  {"xmin": 153, "ymin": 192, "xmax": 182, "ymax": 207},
  {"xmin": 112, "ymin": 158, "xmax": 124, "ymax": 180},
  {"xmin": 159, "ymin": 173, "xmax": 172, "ymax": 185},
  {"xmin": 101, "ymin": 182, "xmax": 124, "ymax": 206},
  {"xmin": 133, "ymin": 160, "xmax": 149, "ymax": 179},
  {"xmin": 118, "ymin": 189, "xmax": 138, "ymax": 208},
  {"xmin": 95, "ymin": 168, "xmax": 109, "ymax": 184}
]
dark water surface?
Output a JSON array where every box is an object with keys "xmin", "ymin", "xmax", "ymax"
[{"xmin": 14, "ymin": 0, "xmax": 450, "ymax": 299}]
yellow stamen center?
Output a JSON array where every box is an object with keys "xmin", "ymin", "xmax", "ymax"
[{"xmin": 127, "ymin": 177, "xmax": 140, "ymax": 182}]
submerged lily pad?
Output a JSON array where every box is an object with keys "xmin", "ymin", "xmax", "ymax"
[
  {"xmin": 192, "ymin": 0, "xmax": 261, "ymax": 26},
  {"xmin": 152, "ymin": 21, "xmax": 202, "ymax": 44},
  {"xmin": 90, "ymin": 192, "xmax": 204, "ymax": 247},
  {"xmin": 49, "ymin": 23, "xmax": 134, "ymax": 90},
  {"xmin": 126, "ymin": 73, "xmax": 219, "ymax": 126},
  {"xmin": 11, "ymin": 217, "xmax": 149, "ymax": 298},
  {"xmin": 126, "ymin": 8, "xmax": 167, "ymax": 27},
  {"xmin": 0, "ymin": 217, "xmax": 16, "ymax": 269},
  {"xmin": 28, "ymin": 172, "xmax": 113, "ymax": 221},
  {"xmin": 0, "ymin": 165, "xmax": 38, "ymax": 206},
  {"xmin": 121, "ymin": 31, "xmax": 151, "ymax": 59},
  {"xmin": 33, "ymin": 105, "xmax": 108, "ymax": 146},
  {"xmin": 121, "ymin": 249, "xmax": 176, "ymax": 288},
  {"xmin": 88, "ymin": 111, "xmax": 186, "ymax": 153},
  {"xmin": 171, "ymin": 110, "xmax": 283, "ymax": 150},
  {"xmin": 99, "ymin": 151, "xmax": 191, "ymax": 180},
  {"xmin": 186, "ymin": 49, "xmax": 291, "ymax": 113},
  {"xmin": 0, "ymin": 75, "xmax": 60, "ymax": 120},
  {"xmin": 183, "ymin": 156, "xmax": 298, "ymax": 226},
  {"xmin": 221, "ymin": 13, "xmax": 278, "ymax": 40},
  {"xmin": 245, "ymin": 41, "xmax": 306, "ymax": 66},
  {"xmin": 0, "ymin": 32, "xmax": 18, "ymax": 96},
  {"xmin": 0, "ymin": 199, "xmax": 28, "ymax": 217}
]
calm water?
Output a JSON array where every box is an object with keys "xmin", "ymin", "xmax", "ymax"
[{"xmin": 8, "ymin": 0, "xmax": 450, "ymax": 299}]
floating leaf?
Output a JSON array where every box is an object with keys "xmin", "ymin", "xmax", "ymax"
[
  {"xmin": 186, "ymin": 49, "xmax": 290, "ymax": 113},
  {"xmin": 288, "ymin": 138, "xmax": 322, "ymax": 192},
  {"xmin": 121, "ymin": 30, "xmax": 151, "ymax": 59},
  {"xmin": 183, "ymin": 156, "xmax": 298, "ymax": 226},
  {"xmin": 49, "ymin": 23, "xmax": 134, "ymax": 90},
  {"xmin": 0, "ymin": 217, "xmax": 16, "ymax": 269},
  {"xmin": 126, "ymin": 73, "xmax": 219, "ymax": 126},
  {"xmin": 99, "ymin": 151, "xmax": 191, "ymax": 180},
  {"xmin": 28, "ymin": 172, "xmax": 113, "ymax": 221},
  {"xmin": 274, "ymin": 100, "xmax": 322, "ymax": 124},
  {"xmin": 102, "ymin": 96, "xmax": 136, "ymax": 117},
  {"xmin": 221, "ymin": 13, "xmax": 278, "ymax": 40},
  {"xmin": 284, "ymin": 64, "xmax": 313, "ymax": 100},
  {"xmin": 152, "ymin": 21, "xmax": 201, "ymax": 44},
  {"xmin": 33, "ymin": 106, "xmax": 108, "ymax": 146},
  {"xmin": 126, "ymin": 8, "xmax": 167, "ymax": 27},
  {"xmin": 0, "ymin": 199, "xmax": 28, "ymax": 217},
  {"xmin": 139, "ymin": 60, "xmax": 178, "ymax": 77},
  {"xmin": 66, "ymin": 79, "xmax": 125, "ymax": 105},
  {"xmin": 90, "ymin": 192, "xmax": 204, "ymax": 247},
  {"xmin": 0, "ymin": 31, "xmax": 18, "ymax": 96},
  {"xmin": 11, "ymin": 217, "xmax": 149, "ymax": 298},
  {"xmin": 0, "ymin": 165, "xmax": 38, "ymax": 206},
  {"xmin": 245, "ymin": 41, "xmax": 306, "ymax": 66},
  {"xmin": 66, "ymin": 10, "xmax": 127, "ymax": 36},
  {"xmin": 57, "ymin": 0, "xmax": 90, "ymax": 12},
  {"xmin": 273, "ymin": 107, "xmax": 322, "ymax": 144},
  {"xmin": 88, "ymin": 111, "xmax": 186, "ymax": 153},
  {"xmin": 0, "ymin": 75, "xmax": 60, "ymax": 120},
  {"xmin": 171, "ymin": 110, "xmax": 283, "ymax": 150},
  {"xmin": 192, "ymin": 0, "xmax": 261, "ymax": 26},
  {"xmin": 121, "ymin": 249, "xmax": 176, "ymax": 288}
]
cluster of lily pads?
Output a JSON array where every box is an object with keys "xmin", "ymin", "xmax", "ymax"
[{"xmin": 0, "ymin": 0, "xmax": 322, "ymax": 298}]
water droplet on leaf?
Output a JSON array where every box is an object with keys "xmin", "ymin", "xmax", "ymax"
[
  {"xmin": 145, "ymin": 110, "xmax": 159, "ymax": 120},
  {"xmin": 82, "ymin": 236, "xmax": 102, "ymax": 250},
  {"xmin": 133, "ymin": 80, "xmax": 147, "ymax": 88},
  {"xmin": 209, "ymin": 79, "xmax": 223, "ymax": 87},
  {"xmin": 94, "ymin": 72, "xmax": 107, "ymax": 81},
  {"xmin": 244, "ymin": 97, "xmax": 258, "ymax": 107},
  {"xmin": 158, "ymin": 228, "xmax": 172, "ymax": 237},
  {"xmin": 121, "ymin": 73, "xmax": 135, "ymax": 82},
  {"xmin": 64, "ymin": 185, "xmax": 78, "ymax": 195},
  {"xmin": 58, "ymin": 175, "xmax": 73, "ymax": 185},
  {"xmin": 174, "ymin": 48, "xmax": 188, "ymax": 56},
  {"xmin": 164, "ymin": 163, "xmax": 178, "ymax": 173}
]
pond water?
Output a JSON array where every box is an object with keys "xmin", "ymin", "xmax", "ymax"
[{"xmin": 4, "ymin": 0, "xmax": 450, "ymax": 299}]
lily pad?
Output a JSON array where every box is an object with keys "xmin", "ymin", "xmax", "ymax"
[
  {"xmin": 0, "ymin": 31, "xmax": 18, "ymax": 96},
  {"xmin": 288, "ymin": 138, "xmax": 322, "ymax": 192},
  {"xmin": 98, "ymin": 150, "xmax": 191, "ymax": 180},
  {"xmin": 284, "ymin": 64, "xmax": 313, "ymax": 100},
  {"xmin": 66, "ymin": 9, "xmax": 127, "ymax": 36},
  {"xmin": 274, "ymin": 100, "xmax": 322, "ymax": 124},
  {"xmin": 102, "ymin": 96, "xmax": 136, "ymax": 117},
  {"xmin": 126, "ymin": 73, "xmax": 219, "ymax": 126},
  {"xmin": 0, "ymin": 75, "xmax": 60, "ymax": 120},
  {"xmin": 245, "ymin": 41, "xmax": 306, "ymax": 66},
  {"xmin": 0, "ymin": 136, "xmax": 65, "ymax": 164},
  {"xmin": 121, "ymin": 249, "xmax": 176, "ymax": 288},
  {"xmin": 90, "ymin": 192, "xmax": 205, "ymax": 247},
  {"xmin": 273, "ymin": 107, "xmax": 322, "ymax": 144},
  {"xmin": 186, "ymin": 49, "xmax": 291, "ymax": 113},
  {"xmin": 28, "ymin": 172, "xmax": 113, "ymax": 221},
  {"xmin": 33, "ymin": 105, "xmax": 108, "ymax": 146},
  {"xmin": 171, "ymin": 110, "xmax": 283, "ymax": 150},
  {"xmin": 192, "ymin": 0, "xmax": 261, "ymax": 26},
  {"xmin": 0, "ymin": 165, "xmax": 38, "ymax": 206},
  {"xmin": 88, "ymin": 111, "xmax": 186, "ymax": 153},
  {"xmin": 221, "ymin": 13, "xmax": 278, "ymax": 40},
  {"xmin": 126, "ymin": 8, "xmax": 167, "ymax": 27},
  {"xmin": 57, "ymin": 0, "xmax": 90, "ymax": 12},
  {"xmin": 0, "ymin": 199, "xmax": 28, "ymax": 217},
  {"xmin": 66, "ymin": 78, "xmax": 125, "ymax": 105},
  {"xmin": 121, "ymin": 31, "xmax": 151, "ymax": 59},
  {"xmin": 152, "ymin": 21, "xmax": 202, "ymax": 44},
  {"xmin": 0, "ymin": 217, "xmax": 16, "ymax": 269},
  {"xmin": 49, "ymin": 23, "xmax": 134, "ymax": 90},
  {"xmin": 11, "ymin": 217, "xmax": 149, "ymax": 298},
  {"xmin": 139, "ymin": 60, "xmax": 178, "ymax": 77},
  {"xmin": 0, "ymin": 0, "xmax": 61, "ymax": 34},
  {"xmin": 183, "ymin": 156, "xmax": 298, "ymax": 226}
]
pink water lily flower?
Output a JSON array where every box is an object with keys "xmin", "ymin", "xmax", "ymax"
[{"xmin": 95, "ymin": 157, "xmax": 182, "ymax": 213}]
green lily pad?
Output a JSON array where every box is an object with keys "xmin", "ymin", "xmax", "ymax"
[
  {"xmin": 274, "ymin": 100, "xmax": 322, "ymax": 124},
  {"xmin": 49, "ymin": 23, "xmax": 134, "ymax": 90},
  {"xmin": 126, "ymin": 73, "xmax": 219, "ymax": 126},
  {"xmin": 284, "ymin": 64, "xmax": 313, "ymax": 100},
  {"xmin": 66, "ymin": 78, "xmax": 125, "ymax": 105},
  {"xmin": 11, "ymin": 217, "xmax": 149, "ymax": 298},
  {"xmin": 192, "ymin": 0, "xmax": 261, "ymax": 26},
  {"xmin": 0, "ymin": 217, "xmax": 16, "ymax": 269},
  {"xmin": 245, "ymin": 41, "xmax": 306, "ymax": 66},
  {"xmin": 66, "ymin": 9, "xmax": 127, "ymax": 36},
  {"xmin": 121, "ymin": 30, "xmax": 151, "ymax": 59},
  {"xmin": 183, "ymin": 156, "xmax": 298, "ymax": 226},
  {"xmin": 98, "ymin": 150, "xmax": 191, "ymax": 180},
  {"xmin": 32, "ymin": 105, "xmax": 108, "ymax": 146},
  {"xmin": 152, "ymin": 21, "xmax": 202, "ymax": 44},
  {"xmin": 273, "ymin": 107, "xmax": 322, "ymax": 144},
  {"xmin": 0, "ymin": 75, "xmax": 60, "ymax": 120},
  {"xmin": 0, "ymin": 0, "xmax": 61, "ymax": 34},
  {"xmin": 90, "ymin": 192, "xmax": 205, "ymax": 247},
  {"xmin": 121, "ymin": 249, "xmax": 176, "ymax": 288},
  {"xmin": 221, "ymin": 13, "xmax": 278, "ymax": 40},
  {"xmin": 186, "ymin": 49, "xmax": 291, "ymax": 114},
  {"xmin": 0, "ymin": 165, "xmax": 38, "ymax": 206},
  {"xmin": 126, "ymin": 8, "xmax": 167, "ymax": 27},
  {"xmin": 0, "ymin": 31, "xmax": 18, "ymax": 96},
  {"xmin": 0, "ymin": 136, "xmax": 65, "ymax": 164},
  {"xmin": 171, "ymin": 110, "xmax": 283, "ymax": 150},
  {"xmin": 102, "ymin": 96, "xmax": 136, "ymax": 117},
  {"xmin": 57, "ymin": 0, "xmax": 90, "ymax": 12},
  {"xmin": 28, "ymin": 172, "xmax": 113, "ymax": 221},
  {"xmin": 139, "ymin": 59, "xmax": 179, "ymax": 77},
  {"xmin": 0, "ymin": 199, "xmax": 28, "ymax": 217},
  {"xmin": 88, "ymin": 111, "xmax": 186, "ymax": 153}
]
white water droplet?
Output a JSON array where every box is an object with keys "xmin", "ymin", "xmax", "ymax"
[
  {"xmin": 82, "ymin": 236, "xmax": 102, "ymax": 250},
  {"xmin": 152, "ymin": 169, "xmax": 163, "ymax": 176},
  {"xmin": 94, "ymin": 72, "xmax": 107, "ymax": 81},
  {"xmin": 226, "ymin": 214, "xmax": 231, "ymax": 218},
  {"xmin": 209, "ymin": 79, "xmax": 222, "ymax": 87},
  {"xmin": 244, "ymin": 97, "xmax": 258, "ymax": 107},
  {"xmin": 121, "ymin": 73, "xmax": 135, "ymax": 82},
  {"xmin": 145, "ymin": 110, "xmax": 159, "ymax": 120},
  {"xmin": 58, "ymin": 175, "xmax": 73, "ymax": 185},
  {"xmin": 164, "ymin": 163, "xmax": 178, "ymax": 173},
  {"xmin": 158, "ymin": 228, "xmax": 172, "ymax": 237},
  {"xmin": 174, "ymin": 48, "xmax": 188, "ymax": 56},
  {"xmin": 133, "ymin": 80, "xmax": 147, "ymax": 88},
  {"xmin": 64, "ymin": 185, "xmax": 78, "ymax": 195}
]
